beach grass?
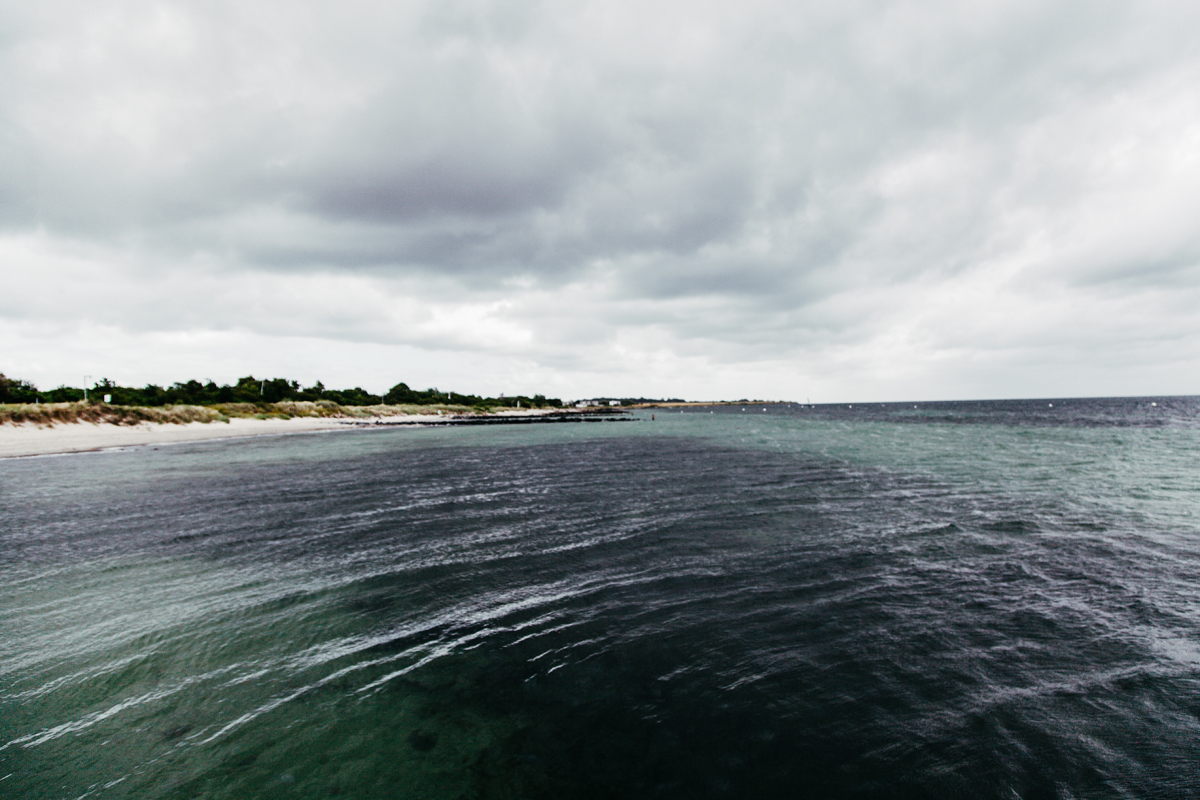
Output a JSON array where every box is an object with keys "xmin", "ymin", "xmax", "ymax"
[{"xmin": 0, "ymin": 400, "xmax": 482, "ymax": 427}]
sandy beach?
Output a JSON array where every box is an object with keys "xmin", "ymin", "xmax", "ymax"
[
  {"xmin": 0, "ymin": 408, "xmax": 579, "ymax": 458},
  {"xmin": 0, "ymin": 417, "xmax": 360, "ymax": 458}
]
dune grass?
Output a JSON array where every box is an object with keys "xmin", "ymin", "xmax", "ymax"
[
  {"xmin": 0, "ymin": 401, "xmax": 483, "ymax": 427},
  {"xmin": 264, "ymin": 401, "xmax": 480, "ymax": 419},
  {"xmin": 0, "ymin": 402, "xmax": 226, "ymax": 427}
]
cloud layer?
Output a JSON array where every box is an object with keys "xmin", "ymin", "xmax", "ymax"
[{"xmin": 4, "ymin": 0, "xmax": 1200, "ymax": 400}]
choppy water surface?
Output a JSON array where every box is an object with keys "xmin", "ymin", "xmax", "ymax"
[{"xmin": 3, "ymin": 397, "xmax": 1200, "ymax": 799}]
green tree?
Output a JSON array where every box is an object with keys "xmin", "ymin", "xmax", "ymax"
[
  {"xmin": 0, "ymin": 373, "xmax": 40, "ymax": 403},
  {"xmin": 384, "ymin": 382, "xmax": 418, "ymax": 404}
]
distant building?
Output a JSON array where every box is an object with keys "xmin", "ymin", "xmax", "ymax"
[{"xmin": 609, "ymin": 400, "xmax": 620, "ymax": 406}]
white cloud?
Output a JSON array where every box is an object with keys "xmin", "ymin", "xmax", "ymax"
[{"xmin": 3, "ymin": 0, "xmax": 1200, "ymax": 400}]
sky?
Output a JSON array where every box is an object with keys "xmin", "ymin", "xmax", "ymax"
[{"xmin": 3, "ymin": 0, "xmax": 1200, "ymax": 402}]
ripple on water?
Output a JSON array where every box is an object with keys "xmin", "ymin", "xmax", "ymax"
[{"xmin": 3, "ymin": 407, "xmax": 1200, "ymax": 798}]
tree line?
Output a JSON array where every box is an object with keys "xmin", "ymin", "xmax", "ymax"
[{"xmin": 0, "ymin": 373, "xmax": 561, "ymax": 409}]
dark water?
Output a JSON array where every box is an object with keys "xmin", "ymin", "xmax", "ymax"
[{"xmin": 3, "ymin": 397, "xmax": 1200, "ymax": 798}]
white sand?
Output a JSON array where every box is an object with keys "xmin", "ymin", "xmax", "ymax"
[
  {"xmin": 0, "ymin": 417, "xmax": 355, "ymax": 458},
  {"xmin": 0, "ymin": 408, "xmax": 572, "ymax": 458}
]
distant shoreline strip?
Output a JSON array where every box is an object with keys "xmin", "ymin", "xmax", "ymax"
[{"xmin": 348, "ymin": 411, "xmax": 632, "ymax": 427}]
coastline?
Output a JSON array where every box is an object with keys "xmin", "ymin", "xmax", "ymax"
[
  {"xmin": 0, "ymin": 417, "xmax": 354, "ymax": 458},
  {"xmin": 0, "ymin": 408, "xmax": 597, "ymax": 459}
]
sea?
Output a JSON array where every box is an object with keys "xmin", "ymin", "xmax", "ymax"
[{"xmin": 2, "ymin": 396, "xmax": 1199, "ymax": 799}]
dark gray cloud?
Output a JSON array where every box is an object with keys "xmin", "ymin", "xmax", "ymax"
[{"xmin": 3, "ymin": 0, "xmax": 1200, "ymax": 399}]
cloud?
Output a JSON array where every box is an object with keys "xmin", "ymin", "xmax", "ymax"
[{"xmin": 3, "ymin": 0, "xmax": 1200, "ymax": 399}]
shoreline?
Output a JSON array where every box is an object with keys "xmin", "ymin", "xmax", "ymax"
[
  {"xmin": 0, "ymin": 417, "xmax": 355, "ymax": 459},
  {"xmin": 0, "ymin": 408, "xmax": 621, "ymax": 459}
]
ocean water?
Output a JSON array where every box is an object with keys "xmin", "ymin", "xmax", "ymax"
[{"xmin": 2, "ymin": 397, "xmax": 1200, "ymax": 799}]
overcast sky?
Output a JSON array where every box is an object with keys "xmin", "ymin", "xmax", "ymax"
[{"xmin": 3, "ymin": 0, "xmax": 1199, "ymax": 401}]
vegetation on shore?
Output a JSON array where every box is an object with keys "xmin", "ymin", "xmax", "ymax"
[
  {"xmin": 0, "ymin": 400, "xmax": 486, "ymax": 427},
  {"xmin": 0, "ymin": 372, "xmax": 561, "ymax": 420}
]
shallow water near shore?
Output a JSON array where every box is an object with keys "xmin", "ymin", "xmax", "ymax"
[{"xmin": 3, "ymin": 397, "xmax": 1200, "ymax": 798}]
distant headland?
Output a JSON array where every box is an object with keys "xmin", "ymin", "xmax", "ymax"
[
  {"xmin": 0, "ymin": 373, "xmax": 562, "ymax": 413},
  {"xmin": 0, "ymin": 373, "xmax": 790, "ymax": 423},
  {"xmin": 0, "ymin": 373, "xmax": 639, "ymax": 458},
  {"xmin": 0, "ymin": 373, "xmax": 797, "ymax": 459}
]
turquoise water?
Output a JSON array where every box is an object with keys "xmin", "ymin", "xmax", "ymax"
[{"xmin": 3, "ymin": 398, "xmax": 1200, "ymax": 798}]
